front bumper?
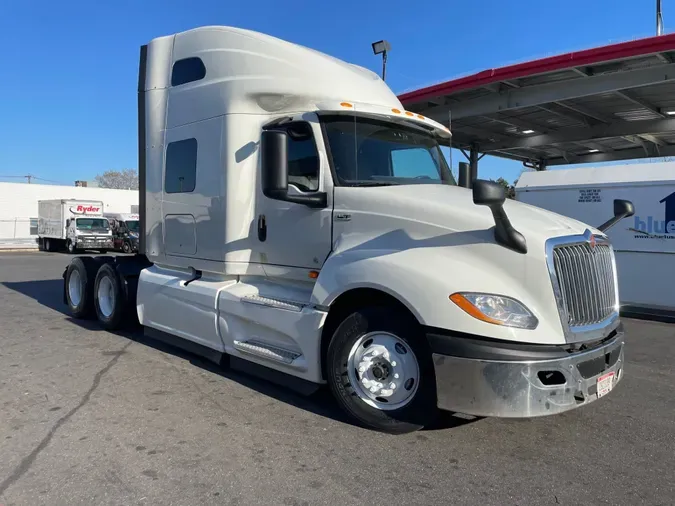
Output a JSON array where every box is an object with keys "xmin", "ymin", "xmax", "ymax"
[
  {"xmin": 78, "ymin": 239, "xmax": 113, "ymax": 249},
  {"xmin": 429, "ymin": 326, "xmax": 624, "ymax": 418}
]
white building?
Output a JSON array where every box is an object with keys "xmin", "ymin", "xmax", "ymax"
[{"xmin": 0, "ymin": 182, "xmax": 138, "ymax": 248}]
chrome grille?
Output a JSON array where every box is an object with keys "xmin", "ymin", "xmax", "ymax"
[{"xmin": 551, "ymin": 241, "xmax": 617, "ymax": 327}]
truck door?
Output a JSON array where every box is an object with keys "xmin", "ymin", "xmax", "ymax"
[{"xmin": 256, "ymin": 120, "xmax": 333, "ymax": 272}]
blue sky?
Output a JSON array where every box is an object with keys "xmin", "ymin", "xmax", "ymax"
[{"xmin": 0, "ymin": 0, "xmax": 667, "ymax": 186}]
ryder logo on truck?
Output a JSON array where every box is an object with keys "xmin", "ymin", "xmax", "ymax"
[
  {"xmin": 70, "ymin": 205, "xmax": 101, "ymax": 215},
  {"xmin": 632, "ymin": 191, "xmax": 675, "ymax": 239}
]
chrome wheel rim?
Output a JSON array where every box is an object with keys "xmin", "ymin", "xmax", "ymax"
[
  {"xmin": 68, "ymin": 270, "xmax": 82, "ymax": 307},
  {"xmin": 97, "ymin": 276, "xmax": 115, "ymax": 318},
  {"xmin": 347, "ymin": 332, "xmax": 420, "ymax": 411}
]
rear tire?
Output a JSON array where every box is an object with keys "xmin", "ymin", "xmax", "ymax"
[
  {"xmin": 326, "ymin": 306, "xmax": 437, "ymax": 434},
  {"xmin": 44, "ymin": 238, "xmax": 52, "ymax": 252},
  {"xmin": 94, "ymin": 263, "xmax": 127, "ymax": 330},
  {"xmin": 64, "ymin": 257, "xmax": 101, "ymax": 318}
]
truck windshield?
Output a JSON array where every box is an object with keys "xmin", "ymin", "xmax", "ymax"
[
  {"xmin": 125, "ymin": 220, "xmax": 139, "ymax": 232},
  {"xmin": 76, "ymin": 218, "xmax": 110, "ymax": 231},
  {"xmin": 321, "ymin": 114, "xmax": 455, "ymax": 187}
]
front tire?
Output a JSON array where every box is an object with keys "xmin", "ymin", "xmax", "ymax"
[
  {"xmin": 67, "ymin": 240, "xmax": 78, "ymax": 254},
  {"xmin": 122, "ymin": 241, "xmax": 131, "ymax": 254},
  {"xmin": 326, "ymin": 306, "xmax": 437, "ymax": 434}
]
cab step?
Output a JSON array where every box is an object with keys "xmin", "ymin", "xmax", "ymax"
[
  {"xmin": 241, "ymin": 294, "xmax": 306, "ymax": 312},
  {"xmin": 233, "ymin": 339, "xmax": 302, "ymax": 364}
]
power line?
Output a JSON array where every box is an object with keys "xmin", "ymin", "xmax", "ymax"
[{"xmin": 0, "ymin": 174, "xmax": 69, "ymax": 185}]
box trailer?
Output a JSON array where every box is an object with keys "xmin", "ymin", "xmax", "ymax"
[
  {"xmin": 516, "ymin": 163, "xmax": 675, "ymax": 319},
  {"xmin": 38, "ymin": 199, "xmax": 113, "ymax": 253},
  {"xmin": 60, "ymin": 26, "xmax": 633, "ymax": 433}
]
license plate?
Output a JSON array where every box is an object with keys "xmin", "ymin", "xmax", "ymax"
[{"xmin": 596, "ymin": 372, "xmax": 615, "ymax": 398}]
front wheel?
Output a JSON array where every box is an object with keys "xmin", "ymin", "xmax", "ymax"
[
  {"xmin": 122, "ymin": 241, "xmax": 131, "ymax": 254},
  {"xmin": 326, "ymin": 307, "xmax": 437, "ymax": 434},
  {"xmin": 67, "ymin": 240, "xmax": 78, "ymax": 254}
]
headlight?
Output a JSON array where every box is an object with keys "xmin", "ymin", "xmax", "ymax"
[{"xmin": 450, "ymin": 292, "xmax": 538, "ymax": 329}]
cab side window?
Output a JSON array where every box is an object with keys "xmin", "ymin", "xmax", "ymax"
[
  {"xmin": 285, "ymin": 123, "xmax": 320, "ymax": 192},
  {"xmin": 165, "ymin": 138, "xmax": 198, "ymax": 193}
]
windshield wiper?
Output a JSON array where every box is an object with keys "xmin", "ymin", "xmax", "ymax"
[{"xmin": 347, "ymin": 181, "xmax": 398, "ymax": 187}]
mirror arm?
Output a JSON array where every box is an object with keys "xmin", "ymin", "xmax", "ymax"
[
  {"xmin": 597, "ymin": 199, "xmax": 635, "ymax": 233},
  {"xmin": 489, "ymin": 206, "xmax": 528, "ymax": 254},
  {"xmin": 265, "ymin": 191, "xmax": 327, "ymax": 209},
  {"xmin": 285, "ymin": 193, "xmax": 327, "ymax": 208},
  {"xmin": 473, "ymin": 179, "xmax": 527, "ymax": 254},
  {"xmin": 597, "ymin": 216, "xmax": 622, "ymax": 233}
]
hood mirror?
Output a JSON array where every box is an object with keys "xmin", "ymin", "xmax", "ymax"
[
  {"xmin": 473, "ymin": 180, "xmax": 527, "ymax": 254},
  {"xmin": 597, "ymin": 199, "xmax": 635, "ymax": 233}
]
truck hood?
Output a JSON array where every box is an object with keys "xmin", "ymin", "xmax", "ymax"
[
  {"xmin": 332, "ymin": 184, "xmax": 596, "ymax": 250},
  {"xmin": 327, "ymin": 184, "xmax": 603, "ymax": 345}
]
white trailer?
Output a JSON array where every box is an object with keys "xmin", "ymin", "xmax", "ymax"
[
  {"xmin": 38, "ymin": 199, "xmax": 113, "ymax": 253},
  {"xmin": 516, "ymin": 163, "xmax": 675, "ymax": 320},
  {"xmin": 61, "ymin": 27, "xmax": 633, "ymax": 433}
]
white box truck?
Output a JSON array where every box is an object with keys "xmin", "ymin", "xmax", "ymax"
[
  {"xmin": 38, "ymin": 199, "xmax": 114, "ymax": 253},
  {"xmin": 516, "ymin": 163, "xmax": 675, "ymax": 320},
  {"xmin": 61, "ymin": 26, "xmax": 633, "ymax": 433}
]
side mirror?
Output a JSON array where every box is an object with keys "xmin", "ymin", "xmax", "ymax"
[
  {"xmin": 597, "ymin": 199, "xmax": 635, "ymax": 232},
  {"xmin": 473, "ymin": 179, "xmax": 506, "ymax": 206},
  {"xmin": 260, "ymin": 130, "xmax": 327, "ymax": 209},
  {"xmin": 473, "ymin": 179, "xmax": 527, "ymax": 254},
  {"xmin": 614, "ymin": 199, "xmax": 635, "ymax": 219},
  {"xmin": 66, "ymin": 219, "xmax": 70, "ymax": 227},
  {"xmin": 261, "ymin": 130, "xmax": 289, "ymax": 200}
]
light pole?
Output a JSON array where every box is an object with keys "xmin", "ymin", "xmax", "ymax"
[
  {"xmin": 371, "ymin": 40, "xmax": 391, "ymax": 81},
  {"xmin": 657, "ymin": 0, "xmax": 664, "ymax": 35}
]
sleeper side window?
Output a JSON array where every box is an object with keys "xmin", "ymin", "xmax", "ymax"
[
  {"xmin": 285, "ymin": 123, "xmax": 320, "ymax": 192},
  {"xmin": 171, "ymin": 57, "xmax": 206, "ymax": 86},
  {"xmin": 165, "ymin": 138, "xmax": 197, "ymax": 194}
]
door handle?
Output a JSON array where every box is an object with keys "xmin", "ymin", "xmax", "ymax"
[{"xmin": 257, "ymin": 214, "xmax": 267, "ymax": 242}]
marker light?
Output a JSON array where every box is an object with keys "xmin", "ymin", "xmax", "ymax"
[{"xmin": 450, "ymin": 293, "xmax": 538, "ymax": 329}]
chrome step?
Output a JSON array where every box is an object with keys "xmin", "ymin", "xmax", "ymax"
[
  {"xmin": 241, "ymin": 294, "xmax": 305, "ymax": 312},
  {"xmin": 233, "ymin": 340, "xmax": 302, "ymax": 364}
]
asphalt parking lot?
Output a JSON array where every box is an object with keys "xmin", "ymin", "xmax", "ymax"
[{"xmin": 0, "ymin": 252, "xmax": 674, "ymax": 506}]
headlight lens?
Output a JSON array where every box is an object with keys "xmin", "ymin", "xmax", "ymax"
[{"xmin": 450, "ymin": 292, "xmax": 538, "ymax": 329}]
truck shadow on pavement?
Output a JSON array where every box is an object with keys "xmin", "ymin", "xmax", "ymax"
[{"xmin": 2, "ymin": 278, "xmax": 482, "ymax": 433}]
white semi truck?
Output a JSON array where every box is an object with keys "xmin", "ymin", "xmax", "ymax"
[
  {"xmin": 61, "ymin": 26, "xmax": 633, "ymax": 433},
  {"xmin": 38, "ymin": 199, "xmax": 114, "ymax": 253}
]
